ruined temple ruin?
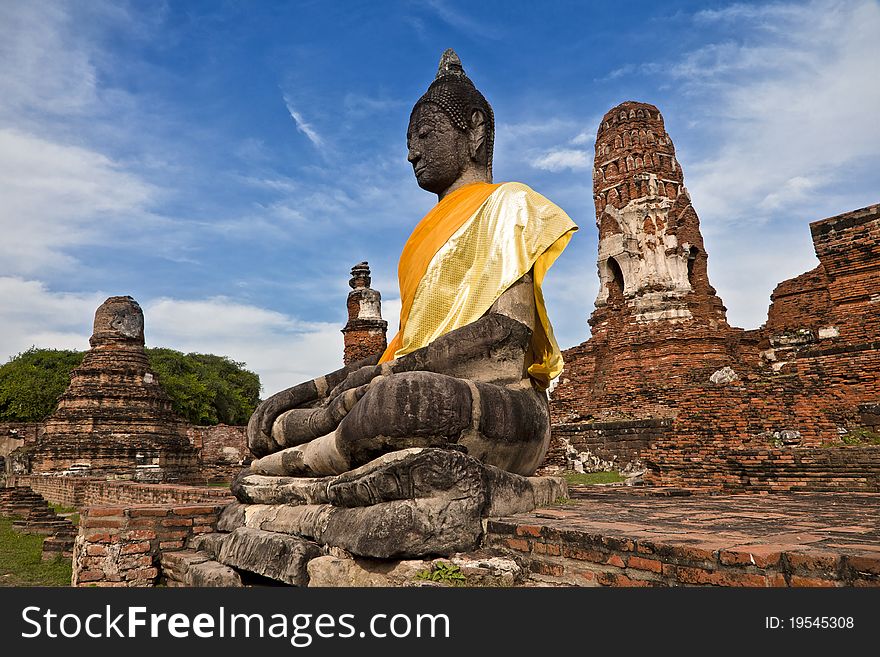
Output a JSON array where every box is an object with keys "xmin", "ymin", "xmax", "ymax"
[
  {"xmin": 548, "ymin": 101, "xmax": 880, "ymax": 492},
  {"xmin": 341, "ymin": 261, "xmax": 387, "ymax": 365},
  {"xmin": 25, "ymin": 296, "xmax": 200, "ymax": 482}
]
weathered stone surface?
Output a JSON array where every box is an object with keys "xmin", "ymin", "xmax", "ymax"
[
  {"xmin": 217, "ymin": 527, "xmax": 322, "ymax": 586},
  {"xmin": 307, "ymin": 551, "xmax": 525, "ymax": 587},
  {"xmin": 709, "ymin": 367, "xmax": 739, "ymax": 385},
  {"xmin": 235, "ymin": 447, "xmax": 479, "ymax": 505},
  {"xmin": 224, "ymin": 449, "xmax": 565, "ymax": 559},
  {"xmin": 188, "ymin": 532, "xmax": 226, "ymax": 559},
  {"xmin": 217, "ymin": 502, "xmax": 247, "ymax": 532},
  {"xmin": 161, "ymin": 550, "xmax": 242, "ymax": 587},
  {"xmin": 307, "ymin": 555, "xmax": 427, "ymax": 587},
  {"xmin": 235, "ymin": 448, "xmax": 563, "ymax": 508},
  {"xmin": 481, "ymin": 461, "xmax": 567, "ymax": 517},
  {"xmin": 228, "ymin": 498, "xmax": 481, "ymax": 559}
]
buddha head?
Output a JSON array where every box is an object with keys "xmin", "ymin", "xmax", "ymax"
[{"xmin": 407, "ymin": 49, "xmax": 495, "ymax": 197}]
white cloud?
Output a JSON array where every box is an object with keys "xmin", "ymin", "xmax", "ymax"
[
  {"xmin": 144, "ymin": 297, "xmax": 346, "ymax": 397},
  {"xmin": 282, "ymin": 95, "xmax": 324, "ymax": 148},
  {"xmin": 759, "ymin": 176, "xmax": 817, "ymax": 212},
  {"xmin": 570, "ymin": 131, "xmax": 595, "ymax": 146},
  {"xmin": 0, "ymin": 278, "xmax": 103, "ymax": 360},
  {"xmin": 672, "ymin": 0, "xmax": 880, "ymax": 226},
  {"xmin": 532, "ymin": 149, "xmax": 592, "ymax": 172},
  {"xmin": 0, "ymin": 129, "xmax": 157, "ymax": 275},
  {"xmin": 0, "ymin": 1, "xmax": 98, "ymax": 119},
  {"xmin": 0, "ymin": 3, "xmax": 164, "ymax": 276}
]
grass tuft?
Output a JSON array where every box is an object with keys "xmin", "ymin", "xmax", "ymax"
[
  {"xmin": 562, "ymin": 471, "xmax": 625, "ymax": 486},
  {"xmin": 0, "ymin": 517, "xmax": 72, "ymax": 587}
]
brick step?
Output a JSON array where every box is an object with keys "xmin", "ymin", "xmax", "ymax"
[{"xmin": 12, "ymin": 521, "xmax": 73, "ymax": 536}]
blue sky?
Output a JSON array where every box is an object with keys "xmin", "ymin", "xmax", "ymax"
[{"xmin": 2, "ymin": 0, "xmax": 878, "ymax": 396}]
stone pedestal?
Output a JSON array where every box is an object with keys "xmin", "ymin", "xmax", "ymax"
[{"xmin": 183, "ymin": 448, "xmax": 565, "ymax": 585}]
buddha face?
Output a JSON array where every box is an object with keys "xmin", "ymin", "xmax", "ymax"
[{"xmin": 407, "ymin": 102, "xmax": 468, "ymax": 195}]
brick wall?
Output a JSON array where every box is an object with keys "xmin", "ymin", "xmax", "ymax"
[
  {"xmin": 73, "ymin": 504, "xmax": 225, "ymax": 587},
  {"xmin": 9, "ymin": 475, "xmax": 233, "ymax": 508},
  {"xmin": 5, "ymin": 422, "xmax": 248, "ymax": 483},
  {"xmin": 343, "ymin": 328, "xmax": 387, "ymax": 365},
  {"xmin": 549, "ymin": 203, "xmax": 880, "ymax": 492},
  {"xmin": 485, "ymin": 516, "xmax": 878, "ymax": 587},
  {"xmin": 545, "ymin": 419, "xmax": 672, "ymax": 473},
  {"xmin": 764, "ymin": 265, "xmax": 832, "ymax": 333},
  {"xmin": 186, "ymin": 424, "xmax": 249, "ymax": 482}
]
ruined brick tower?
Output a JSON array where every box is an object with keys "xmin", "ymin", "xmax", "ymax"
[
  {"xmin": 591, "ymin": 101, "xmax": 727, "ymax": 332},
  {"xmin": 29, "ymin": 296, "xmax": 199, "ymax": 482},
  {"xmin": 549, "ymin": 101, "xmax": 748, "ymax": 472},
  {"xmin": 547, "ymin": 102, "xmax": 879, "ymax": 492},
  {"xmin": 341, "ymin": 262, "xmax": 388, "ymax": 364}
]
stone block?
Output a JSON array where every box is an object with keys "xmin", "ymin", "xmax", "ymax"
[
  {"xmin": 161, "ymin": 550, "xmax": 243, "ymax": 587},
  {"xmin": 217, "ymin": 527, "xmax": 322, "ymax": 586},
  {"xmin": 229, "ymin": 448, "xmax": 567, "ymax": 559}
]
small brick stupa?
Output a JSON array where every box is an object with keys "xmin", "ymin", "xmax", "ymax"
[
  {"xmin": 341, "ymin": 262, "xmax": 388, "ymax": 365},
  {"xmin": 29, "ymin": 296, "xmax": 199, "ymax": 482}
]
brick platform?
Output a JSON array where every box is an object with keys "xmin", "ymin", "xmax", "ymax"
[
  {"xmin": 72, "ymin": 503, "xmax": 227, "ymax": 587},
  {"xmin": 9, "ymin": 475, "xmax": 233, "ymax": 508},
  {"xmin": 485, "ymin": 487, "xmax": 880, "ymax": 587}
]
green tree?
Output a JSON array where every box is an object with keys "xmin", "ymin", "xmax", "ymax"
[
  {"xmin": 146, "ymin": 348, "xmax": 261, "ymax": 425},
  {"xmin": 0, "ymin": 348, "xmax": 84, "ymax": 421},
  {"xmin": 0, "ymin": 347, "xmax": 261, "ymax": 426}
]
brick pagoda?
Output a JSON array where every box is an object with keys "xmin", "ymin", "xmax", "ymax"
[
  {"xmin": 341, "ymin": 262, "xmax": 388, "ymax": 365},
  {"xmin": 28, "ymin": 296, "xmax": 199, "ymax": 482}
]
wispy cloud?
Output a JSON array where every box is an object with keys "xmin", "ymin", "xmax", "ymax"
[
  {"xmin": 669, "ymin": 0, "xmax": 880, "ymax": 225},
  {"xmin": 595, "ymin": 63, "xmax": 636, "ymax": 83},
  {"xmin": 694, "ymin": 3, "xmax": 807, "ymax": 24},
  {"xmin": 282, "ymin": 94, "xmax": 324, "ymax": 148},
  {"xmin": 0, "ymin": 278, "xmax": 103, "ymax": 359},
  {"xmin": 570, "ymin": 131, "xmax": 595, "ymax": 146},
  {"xmin": 0, "ymin": 1, "xmax": 98, "ymax": 119},
  {"xmin": 423, "ymin": 0, "xmax": 501, "ymax": 40},
  {"xmin": 145, "ymin": 296, "xmax": 345, "ymax": 396},
  {"xmin": 343, "ymin": 93, "xmax": 407, "ymax": 118},
  {"xmin": 532, "ymin": 148, "xmax": 592, "ymax": 172},
  {"xmin": 0, "ymin": 128, "xmax": 157, "ymax": 275}
]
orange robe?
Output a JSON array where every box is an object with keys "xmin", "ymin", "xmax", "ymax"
[{"xmin": 380, "ymin": 181, "xmax": 577, "ymax": 388}]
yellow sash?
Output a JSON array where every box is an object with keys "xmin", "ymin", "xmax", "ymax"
[{"xmin": 380, "ymin": 181, "xmax": 577, "ymax": 387}]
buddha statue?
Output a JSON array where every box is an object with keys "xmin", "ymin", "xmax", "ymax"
[{"xmin": 246, "ymin": 49, "xmax": 577, "ymax": 479}]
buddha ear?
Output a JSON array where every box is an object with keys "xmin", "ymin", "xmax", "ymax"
[{"xmin": 468, "ymin": 109, "xmax": 487, "ymax": 162}]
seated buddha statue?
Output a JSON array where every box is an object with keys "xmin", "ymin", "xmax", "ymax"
[{"xmin": 246, "ymin": 49, "xmax": 577, "ymax": 478}]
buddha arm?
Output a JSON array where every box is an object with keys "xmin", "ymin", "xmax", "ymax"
[
  {"xmin": 329, "ymin": 271, "xmax": 537, "ymax": 394},
  {"xmin": 247, "ymin": 353, "xmax": 381, "ymax": 457},
  {"xmin": 249, "ymin": 273, "xmax": 536, "ymax": 457}
]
